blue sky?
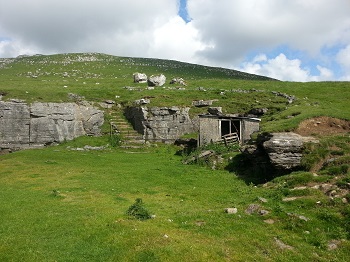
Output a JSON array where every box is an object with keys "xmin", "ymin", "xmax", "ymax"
[{"xmin": 0, "ymin": 0, "xmax": 350, "ymax": 81}]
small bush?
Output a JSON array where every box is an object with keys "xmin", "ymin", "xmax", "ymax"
[
  {"xmin": 109, "ymin": 134, "xmax": 122, "ymax": 147},
  {"xmin": 126, "ymin": 198, "xmax": 151, "ymax": 220}
]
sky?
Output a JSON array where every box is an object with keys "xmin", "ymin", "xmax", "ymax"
[{"xmin": 0, "ymin": 0, "xmax": 350, "ymax": 82}]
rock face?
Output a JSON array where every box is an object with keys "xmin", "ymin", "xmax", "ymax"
[
  {"xmin": 262, "ymin": 132, "xmax": 304, "ymax": 169},
  {"xmin": 241, "ymin": 132, "xmax": 309, "ymax": 171},
  {"xmin": 0, "ymin": 101, "xmax": 104, "ymax": 151},
  {"xmin": 147, "ymin": 74, "xmax": 166, "ymax": 87},
  {"xmin": 125, "ymin": 106, "xmax": 197, "ymax": 142}
]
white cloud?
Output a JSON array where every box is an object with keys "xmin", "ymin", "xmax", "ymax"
[
  {"xmin": 147, "ymin": 17, "xmax": 206, "ymax": 63},
  {"xmin": 336, "ymin": 45, "xmax": 350, "ymax": 69},
  {"xmin": 239, "ymin": 53, "xmax": 334, "ymax": 82},
  {"xmin": 0, "ymin": 0, "xmax": 350, "ymax": 81},
  {"xmin": 0, "ymin": 0, "xmax": 178, "ymax": 56},
  {"xmin": 188, "ymin": 0, "xmax": 350, "ymax": 64}
]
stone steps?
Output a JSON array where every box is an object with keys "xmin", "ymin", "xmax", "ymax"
[{"xmin": 108, "ymin": 107, "xmax": 145, "ymax": 148}]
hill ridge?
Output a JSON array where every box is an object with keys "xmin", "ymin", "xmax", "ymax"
[{"xmin": 0, "ymin": 52, "xmax": 278, "ymax": 81}]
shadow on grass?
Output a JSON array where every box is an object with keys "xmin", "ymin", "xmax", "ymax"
[{"xmin": 226, "ymin": 153, "xmax": 292, "ymax": 185}]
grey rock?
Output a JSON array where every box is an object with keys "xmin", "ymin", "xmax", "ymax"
[
  {"xmin": 192, "ymin": 100, "xmax": 214, "ymax": 107},
  {"xmin": 133, "ymin": 72, "xmax": 148, "ymax": 83},
  {"xmin": 225, "ymin": 208, "xmax": 238, "ymax": 214},
  {"xmin": 125, "ymin": 106, "xmax": 197, "ymax": 143},
  {"xmin": 272, "ymin": 91, "xmax": 296, "ymax": 104},
  {"xmin": 259, "ymin": 210, "xmax": 269, "ymax": 216},
  {"xmin": 99, "ymin": 100, "xmax": 115, "ymax": 109},
  {"xmin": 148, "ymin": 74, "xmax": 166, "ymax": 87},
  {"xmin": 134, "ymin": 99, "xmax": 150, "ymax": 105},
  {"xmin": 274, "ymin": 237, "xmax": 294, "ymax": 250},
  {"xmin": 208, "ymin": 107, "xmax": 223, "ymax": 115},
  {"xmin": 245, "ymin": 204, "xmax": 261, "ymax": 214},
  {"xmin": 262, "ymin": 132, "xmax": 304, "ymax": 169},
  {"xmin": 249, "ymin": 108, "xmax": 268, "ymax": 116},
  {"xmin": 0, "ymin": 101, "xmax": 104, "ymax": 151},
  {"xmin": 170, "ymin": 77, "xmax": 186, "ymax": 86}
]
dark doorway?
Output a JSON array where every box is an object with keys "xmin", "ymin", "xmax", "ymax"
[
  {"xmin": 221, "ymin": 120, "xmax": 230, "ymax": 137},
  {"xmin": 221, "ymin": 119, "xmax": 241, "ymax": 139}
]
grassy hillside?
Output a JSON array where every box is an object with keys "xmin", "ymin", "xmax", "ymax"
[
  {"xmin": 0, "ymin": 53, "xmax": 350, "ymax": 261},
  {"xmin": 1, "ymin": 53, "xmax": 349, "ymax": 132}
]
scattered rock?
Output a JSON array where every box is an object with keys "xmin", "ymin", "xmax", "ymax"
[
  {"xmin": 274, "ymin": 237, "xmax": 294, "ymax": 250},
  {"xmin": 192, "ymin": 100, "xmax": 217, "ymax": 107},
  {"xmin": 134, "ymin": 98, "xmax": 150, "ymax": 105},
  {"xmin": 170, "ymin": 77, "xmax": 186, "ymax": 86},
  {"xmin": 249, "ymin": 108, "xmax": 268, "ymax": 116},
  {"xmin": 245, "ymin": 204, "xmax": 261, "ymax": 214},
  {"xmin": 208, "ymin": 107, "xmax": 223, "ymax": 115},
  {"xmin": 287, "ymin": 213, "xmax": 309, "ymax": 221},
  {"xmin": 195, "ymin": 220, "xmax": 206, "ymax": 226},
  {"xmin": 272, "ymin": 91, "xmax": 296, "ymax": 104},
  {"xmin": 259, "ymin": 210, "xmax": 269, "ymax": 216},
  {"xmin": 264, "ymin": 219, "xmax": 275, "ymax": 224},
  {"xmin": 225, "ymin": 208, "xmax": 238, "ymax": 214},
  {"xmin": 83, "ymin": 145, "xmax": 106, "ymax": 151},
  {"xmin": 99, "ymin": 100, "xmax": 116, "ymax": 109},
  {"xmin": 68, "ymin": 93, "xmax": 85, "ymax": 101},
  {"xmin": 327, "ymin": 240, "xmax": 341, "ymax": 250},
  {"xmin": 258, "ymin": 197, "xmax": 268, "ymax": 203}
]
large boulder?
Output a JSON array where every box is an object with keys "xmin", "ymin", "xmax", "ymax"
[
  {"xmin": 241, "ymin": 132, "xmax": 318, "ymax": 171},
  {"xmin": 148, "ymin": 74, "xmax": 166, "ymax": 87},
  {"xmin": 262, "ymin": 132, "xmax": 304, "ymax": 169},
  {"xmin": 133, "ymin": 72, "xmax": 148, "ymax": 83}
]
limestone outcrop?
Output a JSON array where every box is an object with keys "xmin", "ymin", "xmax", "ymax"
[
  {"xmin": 147, "ymin": 74, "xmax": 166, "ymax": 87},
  {"xmin": 133, "ymin": 72, "xmax": 148, "ymax": 83},
  {"xmin": 242, "ymin": 132, "xmax": 316, "ymax": 171},
  {"xmin": 125, "ymin": 106, "xmax": 197, "ymax": 142},
  {"xmin": 0, "ymin": 101, "xmax": 104, "ymax": 151},
  {"xmin": 262, "ymin": 132, "xmax": 304, "ymax": 169}
]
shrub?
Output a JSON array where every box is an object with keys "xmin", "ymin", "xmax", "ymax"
[
  {"xmin": 126, "ymin": 198, "xmax": 151, "ymax": 220},
  {"xmin": 109, "ymin": 134, "xmax": 122, "ymax": 147}
]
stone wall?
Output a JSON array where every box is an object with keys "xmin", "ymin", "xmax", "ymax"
[
  {"xmin": 0, "ymin": 100, "xmax": 104, "ymax": 151},
  {"xmin": 125, "ymin": 106, "xmax": 197, "ymax": 142}
]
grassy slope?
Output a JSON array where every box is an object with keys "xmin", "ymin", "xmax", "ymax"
[
  {"xmin": 1, "ymin": 53, "xmax": 349, "ymax": 132},
  {"xmin": 0, "ymin": 53, "xmax": 350, "ymax": 261},
  {"xmin": 1, "ymin": 142, "xmax": 349, "ymax": 261}
]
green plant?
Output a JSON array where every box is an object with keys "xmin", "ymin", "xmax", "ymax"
[
  {"xmin": 126, "ymin": 198, "xmax": 151, "ymax": 220},
  {"xmin": 109, "ymin": 133, "xmax": 122, "ymax": 147}
]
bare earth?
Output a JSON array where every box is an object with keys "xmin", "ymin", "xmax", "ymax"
[{"xmin": 295, "ymin": 116, "xmax": 350, "ymax": 136}]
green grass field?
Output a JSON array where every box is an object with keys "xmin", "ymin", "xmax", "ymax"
[{"xmin": 1, "ymin": 53, "xmax": 350, "ymax": 261}]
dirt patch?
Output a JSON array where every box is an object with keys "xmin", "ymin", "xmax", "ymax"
[{"xmin": 295, "ymin": 116, "xmax": 350, "ymax": 136}]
